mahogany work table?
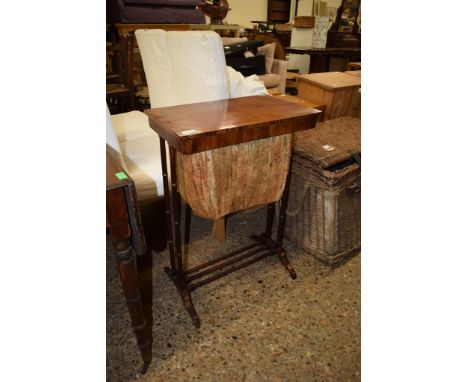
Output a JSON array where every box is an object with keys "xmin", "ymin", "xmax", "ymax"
[
  {"xmin": 145, "ymin": 95, "xmax": 322, "ymax": 327},
  {"xmin": 106, "ymin": 152, "xmax": 152, "ymax": 373}
]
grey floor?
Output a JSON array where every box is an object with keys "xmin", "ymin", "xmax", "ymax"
[{"xmin": 107, "ymin": 207, "xmax": 360, "ymax": 382}]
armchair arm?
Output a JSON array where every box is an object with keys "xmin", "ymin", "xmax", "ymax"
[{"xmin": 271, "ymin": 59, "xmax": 288, "ymax": 94}]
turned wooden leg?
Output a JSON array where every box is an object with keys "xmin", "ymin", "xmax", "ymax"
[
  {"xmin": 159, "ymin": 137, "xmax": 176, "ymax": 272},
  {"xmin": 184, "ymin": 203, "xmax": 192, "ymax": 266},
  {"xmin": 107, "ymin": 187, "xmax": 152, "ymax": 373},
  {"xmin": 165, "ymin": 146, "xmax": 201, "ymax": 327},
  {"xmin": 113, "ymin": 240, "xmax": 152, "ymax": 371},
  {"xmin": 264, "ymin": 202, "xmax": 276, "ymax": 239},
  {"xmin": 169, "ymin": 146, "xmax": 185, "ymax": 280},
  {"xmin": 275, "ymin": 155, "xmax": 297, "ymax": 280}
]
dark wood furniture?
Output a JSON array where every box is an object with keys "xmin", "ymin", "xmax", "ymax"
[
  {"xmin": 114, "ymin": 23, "xmax": 241, "ymax": 37},
  {"xmin": 267, "ymin": 0, "xmax": 291, "ymax": 24},
  {"xmin": 107, "ymin": 0, "xmax": 205, "ymax": 24},
  {"xmin": 145, "ymin": 96, "xmax": 321, "ymax": 327},
  {"xmin": 106, "ymin": 152, "xmax": 152, "ymax": 373},
  {"xmin": 106, "ymin": 32, "xmax": 135, "ymax": 113},
  {"xmin": 198, "ymin": 0, "xmax": 230, "ymax": 25},
  {"xmin": 347, "ymin": 62, "xmax": 361, "ymax": 71},
  {"xmin": 285, "ymin": 46, "xmax": 361, "ymax": 73},
  {"xmin": 253, "ymin": 32, "xmax": 286, "ymax": 60},
  {"xmin": 327, "ymin": 0, "xmax": 361, "ymax": 48}
]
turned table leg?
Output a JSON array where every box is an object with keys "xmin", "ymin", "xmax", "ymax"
[{"xmin": 107, "ymin": 187, "xmax": 152, "ymax": 373}]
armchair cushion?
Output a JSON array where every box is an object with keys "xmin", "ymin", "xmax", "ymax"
[
  {"xmin": 258, "ymin": 59, "xmax": 287, "ymax": 94},
  {"xmin": 259, "ymin": 73, "xmax": 281, "ymax": 88},
  {"xmin": 111, "ymin": 110, "xmax": 155, "ymax": 142},
  {"xmin": 256, "ymin": 43, "xmax": 276, "ymax": 74},
  {"xmin": 120, "ymin": 135, "xmax": 164, "ymax": 201},
  {"xmin": 108, "ymin": 108, "xmax": 164, "ymax": 201}
]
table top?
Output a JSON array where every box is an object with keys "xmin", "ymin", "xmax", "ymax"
[
  {"xmin": 345, "ymin": 70, "xmax": 361, "ymax": 77},
  {"xmin": 106, "ymin": 152, "xmax": 132, "ymax": 191},
  {"xmin": 285, "ymin": 47, "xmax": 361, "ymax": 55},
  {"xmin": 115, "ymin": 23, "xmax": 240, "ymax": 35},
  {"xmin": 274, "ymin": 94, "xmax": 326, "ymax": 111},
  {"xmin": 145, "ymin": 95, "xmax": 322, "ymax": 154},
  {"xmin": 298, "ymin": 72, "xmax": 361, "ymax": 90}
]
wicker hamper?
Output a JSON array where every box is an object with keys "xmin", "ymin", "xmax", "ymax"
[{"xmin": 285, "ymin": 117, "xmax": 360, "ymax": 265}]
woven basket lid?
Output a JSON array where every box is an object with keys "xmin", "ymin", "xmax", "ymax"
[
  {"xmin": 293, "ymin": 117, "xmax": 360, "ymax": 169},
  {"xmin": 298, "ymin": 72, "xmax": 361, "ymax": 90}
]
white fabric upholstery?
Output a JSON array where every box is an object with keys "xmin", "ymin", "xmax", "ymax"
[
  {"xmin": 111, "ymin": 110, "xmax": 155, "ymax": 142},
  {"xmin": 166, "ymin": 31, "xmax": 229, "ymax": 105},
  {"xmin": 108, "ymin": 108, "xmax": 164, "ymax": 201},
  {"xmin": 226, "ymin": 66, "xmax": 268, "ymax": 98},
  {"xmin": 106, "ymin": 106, "xmax": 127, "ymax": 171},
  {"xmin": 258, "ymin": 73, "xmax": 281, "ymax": 88},
  {"xmin": 120, "ymin": 135, "xmax": 164, "ymax": 201},
  {"xmin": 133, "ymin": 30, "xmax": 177, "ymax": 108},
  {"xmin": 136, "ymin": 30, "xmax": 232, "ymax": 107},
  {"xmin": 259, "ymin": 59, "xmax": 288, "ymax": 94}
]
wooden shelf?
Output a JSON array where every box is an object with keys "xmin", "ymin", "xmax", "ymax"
[{"xmin": 267, "ymin": 0, "xmax": 291, "ymax": 24}]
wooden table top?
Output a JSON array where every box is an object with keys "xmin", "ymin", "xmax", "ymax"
[
  {"xmin": 115, "ymin": 23, "xmax": 240, "ymax": 36},
  {"xmin": 285, "ymin": 47, "xmax": 361, "ymax": 55},
  {"xmin": 298, "ymin": 72, "xmax": 361, "ymax": 90},
  {"xmin": 145, "ymin": 96, "xmax": 322, "ymax": 154},
  {"xmin": 274, "ymin": 94, "xmax": 326, "ymax": 111},
  {"xmin": 106, "ymin": 152, "xmax": 132, "ymax": 191}
]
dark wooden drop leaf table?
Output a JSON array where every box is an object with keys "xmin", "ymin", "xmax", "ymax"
[{"xmin": 106, "ymin": 152, "xmax": 152, "ymax": 373}]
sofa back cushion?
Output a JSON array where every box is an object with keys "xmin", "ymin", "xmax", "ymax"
[
  {"xmin": 135, "ymin": 29, "xmax": 229, "ymax": 108},
  {"xmin": 135, "ymin": 29, "xmax": 177, "ymax": 108},
  {"xmin": 166, "ymin": 31, "xmax": 229, "ymax": 105}
]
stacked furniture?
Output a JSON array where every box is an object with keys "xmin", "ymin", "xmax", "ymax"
[{"xmin": 107, "ymin": 0, "xmax": 205, "ymax": 24}]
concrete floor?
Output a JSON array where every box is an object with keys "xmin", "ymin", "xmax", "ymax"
[{"xmin": 107, "ymin": 207, "xmax": 360, "ymax": 381}]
